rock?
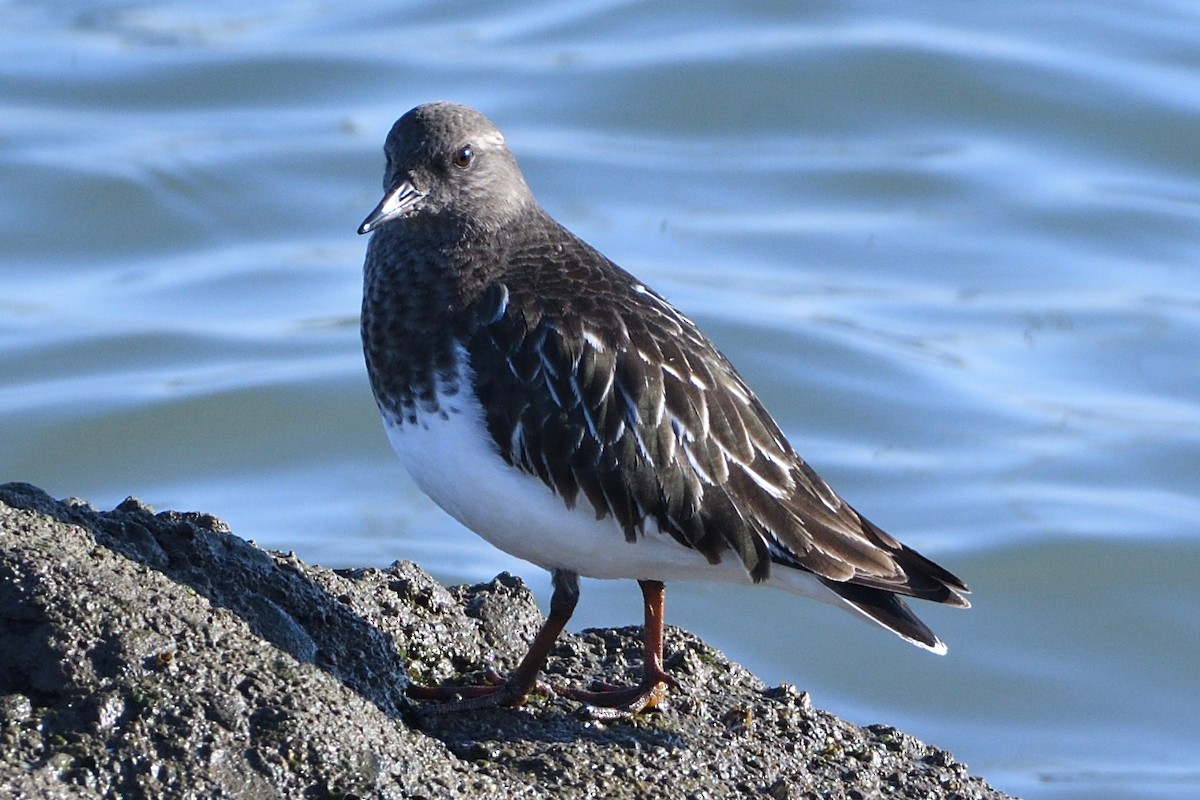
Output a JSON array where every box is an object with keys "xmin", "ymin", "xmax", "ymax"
[{"xmin": 0, "ymin": 482, "xmax": 1015, "ymax": 799}]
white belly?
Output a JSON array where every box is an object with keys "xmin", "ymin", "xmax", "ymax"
[{"xmin": 380, "ymin": 357, "xmax": 843, "ymax": 606}]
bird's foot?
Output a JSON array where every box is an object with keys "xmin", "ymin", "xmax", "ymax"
[
  {"xmin": 559, "ymin": 668, "xmax": 681, "ymax": 719},
  {"xmin": 406, "ymin": 668, "xmax": 552, "ymax": 714}
]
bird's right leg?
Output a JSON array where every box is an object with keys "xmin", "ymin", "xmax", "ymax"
[{"xmin": 406, "ymin": 568, "xmax": 579, "ymax": 713}]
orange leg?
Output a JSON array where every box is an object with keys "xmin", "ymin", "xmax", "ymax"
[
  {"xmin": 407, "ymin": 573, "xmax": 679, "ymax": 717},
  {"xmin": 560, "ymin": 579, "xmax": 679, "ymax": 718},
  {"xmin": 406, "ymin": 569, "xmax": 579, "ymax": 712}
]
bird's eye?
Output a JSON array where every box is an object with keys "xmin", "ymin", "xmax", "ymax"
[{"xmin": 452, "ymin": 145, "xmax": 474, "ymax": 169}]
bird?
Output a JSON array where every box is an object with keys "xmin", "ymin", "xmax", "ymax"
[{"xmin": 357, "ymin": 101, "xmax": 969, "ymax": 716}]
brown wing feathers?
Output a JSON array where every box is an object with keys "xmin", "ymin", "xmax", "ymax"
[{"xmin": 467, "ymin": 240, "xmax": 968, "ymax": 611}]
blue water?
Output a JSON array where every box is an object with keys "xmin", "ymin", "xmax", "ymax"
[{"xmin": 4, "ymin": 2, "xmax": 1199, "ymax": 797}]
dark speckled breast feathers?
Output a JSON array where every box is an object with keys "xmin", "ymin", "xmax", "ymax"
[{"xmin": 358, "ymin": 102, "xmax": 969, "ymax": 716}]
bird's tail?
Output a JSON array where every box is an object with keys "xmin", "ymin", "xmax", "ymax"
[
  {"xmin": 818, "ymin": 531, "xmax": 970, "ymax": 654},
  {"xmin": 823, "ymin": 580, "xmax": 950, "ymax": 654}
]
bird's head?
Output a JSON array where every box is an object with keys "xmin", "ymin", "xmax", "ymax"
[{"xmin": 358, "ymin": 102, "xmax": 536, "ymax": 237}]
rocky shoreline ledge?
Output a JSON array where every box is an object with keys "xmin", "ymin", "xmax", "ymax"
[{"xmin": 1, "ymin": 483, "xmax": 1013, "ymax": 799}]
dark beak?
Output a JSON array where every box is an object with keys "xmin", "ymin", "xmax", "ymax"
[{"xmin": 358, "ymin": 178, "xmax": 424, "ymax": 234}]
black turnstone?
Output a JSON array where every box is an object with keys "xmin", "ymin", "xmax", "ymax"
[{"xmin": 358, "ymin": 102, "xmax": 969, "ymax": 716}]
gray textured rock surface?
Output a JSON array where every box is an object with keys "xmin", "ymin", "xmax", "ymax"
[{"xmin": 0, "ymin": 483, "xmax": 1015, "ymax": 799}]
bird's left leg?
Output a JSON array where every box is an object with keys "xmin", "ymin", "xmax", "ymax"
[{"xmin": 561, "ymin": 579, "xmax": 679, "ymax": 718}]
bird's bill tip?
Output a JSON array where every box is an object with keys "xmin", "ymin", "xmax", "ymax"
[{"xmin": 358, "ymin": 179, "xmax": 423, "ymax": 235}]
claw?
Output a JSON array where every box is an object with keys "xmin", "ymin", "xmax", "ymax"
[
  {"xmin": 561, "ymin": 666, "xmax": 678, "ymax": 718},
  {"xmin": 406, "ymin": 672, "xmax": 550, "ymax": 713}
]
